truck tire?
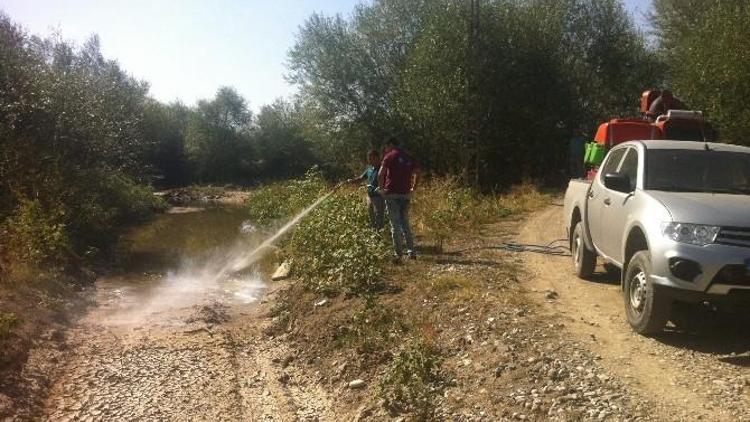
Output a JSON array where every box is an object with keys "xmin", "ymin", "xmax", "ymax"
[
  {"xmin": 571, "ymin": 221, "xmax": 596, "ymax": 278},
  {"xmin": 623, "ymin": 251, "xmax": 671, "ymax": 335}
]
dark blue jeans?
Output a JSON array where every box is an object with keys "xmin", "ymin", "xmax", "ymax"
[
  {"xmin": 367, "ymin": 195, "xmax": 385, "ymax": 230},
  {"xmin": 384, "ymin": 194, "xmax": 415, "ymax": 256}
]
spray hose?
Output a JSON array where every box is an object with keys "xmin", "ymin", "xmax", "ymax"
[
  {"xmin": 490, "ymin": 238, "xmax": 570, "ymax": 256},
  {"xmin": 453, "ymin": 238, "xmax": 570, "ymax": 257}
]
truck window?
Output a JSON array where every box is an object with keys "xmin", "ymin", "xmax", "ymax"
[
  {"xmin": 599, "ymin": 148, "xmax": 626, "ymax": 180},
  {"xmin": 618, "ymin": 148, "xmax": 639, "ymax": 191},
  {"xmin": 646, "ymin": 149, "xmax": 750, "ymax": 194}
]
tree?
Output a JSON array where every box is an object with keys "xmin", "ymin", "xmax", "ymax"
[
  {"xmin": 393, "ymin": 0, "xmax": 658, "ymax": 186},
  {"xmin": 288, "ymin": 0, "xmax": 434, "ymax": 170},
  {"xmin": 185, "ymin": 87, "xmax": 255, "ymax": 183},
  {"xmin": 253, "ymin": 99, "xmax": 315, "ymax": 180},
  {"xmin": 652, "ymin": 1, "xmax": 750, "ymax": 143},
  {"xmin": 288, "ymin": 0, "xmax": 659, "ymax": 188},
  {"xmin": 143, "ymin": 101, "xmax": 192, "ymax": 187},
  {"xmin": 0, "ymin": 13, "xmax": 162, "ymax": 270}
]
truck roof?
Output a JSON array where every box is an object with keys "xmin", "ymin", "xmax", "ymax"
[{"xmin": 630, "ymin": 140, "xmax": 750, "ymax": 153}]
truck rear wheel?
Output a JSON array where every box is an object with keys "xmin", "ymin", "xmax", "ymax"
[
  {"xmin": 623, "ymin": 251, "xmax": 671, "ymax": 335},
  {"xmin": 572, "ymin": 221, "xmax": 596, "ymax": 278}
]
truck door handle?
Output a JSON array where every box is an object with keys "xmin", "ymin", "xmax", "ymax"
[{"xmin": 604, "ymin": 198, "xmax": 611, "ymax": 206}]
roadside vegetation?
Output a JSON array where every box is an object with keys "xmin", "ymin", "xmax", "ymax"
[
  {"xmin": 378, "ymin": 337, "xmax": 447, "ymax": 419},
  {"xmin": 247, "ymin": 171, "xmax": 551, "ymax": 419},
  {"xmin": 0, "ymin": 313, "xmax": 18, "ymax": 342}
]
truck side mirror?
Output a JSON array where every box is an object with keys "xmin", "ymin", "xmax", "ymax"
[{"xmin": 603, "ymin": 173, "xmax": 632, "ymax": 193}]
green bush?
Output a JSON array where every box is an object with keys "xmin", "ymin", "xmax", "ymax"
[
  {"xmin": 0, "ymin": 171, "xmax": 165, "ymax": 278},
  {"xmin": 0, "ymin": 312, "xmax": 20, "ymax": 340},
  {"xmin": 338, "ymin": 295, "xmax": 410, "ymax": 353},
  {"xmin": 247, "ymin": 168, "xmax": 328, "ymax": 225},
  {"xmin": 378, "ymin": 336, "xmax": 446, "ymax": 420},
  {"xmin": 1, "ymin": 199, "xmax": 69, "ymax": 269},
  {"xmin": 67, "ymin": 172, "xmax": 167, "ymax": 250},
  {"xmin": 247, "ymin": 169, "xmax": 388, "ymax": 295},
  {"xmin": 288, "ymin": 190, "xmax": 390, "ymax": 295}
]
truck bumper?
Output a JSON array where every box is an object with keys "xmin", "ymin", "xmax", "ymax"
[
  {"xmin": 655, "ymin": 284, "xmax": 750, "ymax": 307},
  {"xmin": 649, "ymin": 241, "xmax": 750, "ymax": 304}
]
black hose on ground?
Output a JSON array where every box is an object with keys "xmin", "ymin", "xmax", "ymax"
[{"xmin": 489, "ymin": 238, "xmax": 570, "ymax": 256}]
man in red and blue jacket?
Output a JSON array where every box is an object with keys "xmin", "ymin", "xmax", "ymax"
[{"xmin": 377, "ymin": 136, "xmax": 419, "ymax": 260}]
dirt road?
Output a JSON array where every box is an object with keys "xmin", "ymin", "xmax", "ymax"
[{"xmin": 519, "ymin": 205, "xmax": 750, "ymax": 421}]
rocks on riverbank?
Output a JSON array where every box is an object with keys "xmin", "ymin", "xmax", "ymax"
[{"xmin": 156, "ymin": 187, "xmax": 252, "ymax": 206}]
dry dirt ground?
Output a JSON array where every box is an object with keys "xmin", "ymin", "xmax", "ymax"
[
  {"xmin": 28, "ymin": 284, "xmax": 337, "ymax": 422},
  {"xmin": 6, "ymin": 205, "xmax": 750, "ymax": 421}
]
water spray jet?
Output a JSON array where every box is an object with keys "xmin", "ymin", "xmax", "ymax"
[
  {"xmin": 211, "ymin": 191, "xmax": 333, "ymax": 282},
  {"xmin": 98, "ymin": 190, "xmax": 334, "ymax": 326}
]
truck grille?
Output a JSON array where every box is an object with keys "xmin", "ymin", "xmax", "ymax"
[{"xmin": 715, "ymin": 227, "xmax": 750, "ymax": 248}]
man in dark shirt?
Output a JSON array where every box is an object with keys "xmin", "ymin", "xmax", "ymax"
[
  {"xmin": 377, "ymin": 136, "xmax": 418, "ymax": 259},
  {"xmin": 346, "ymin": 150, "xmax": 384, "ymax": 229}
]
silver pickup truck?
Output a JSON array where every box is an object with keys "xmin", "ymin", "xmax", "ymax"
[{"xmin": 564, "ymin": 140, "xmax": 750, "ymax": 335}]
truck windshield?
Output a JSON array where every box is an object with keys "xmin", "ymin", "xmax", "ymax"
[{"xmin": 646, "ymin": 149, "xmax": 750, "ymax": 194}]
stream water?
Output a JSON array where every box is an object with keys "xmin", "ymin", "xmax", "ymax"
[
  {"xmin": 97, "ymin": 205, "xmax": 272, "ymax": 326},
  {"xmin": 93, "ymin": 190, "xmax": 332, "ymax": 327}
]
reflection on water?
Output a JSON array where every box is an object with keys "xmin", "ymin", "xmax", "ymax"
[
  {"xmin": 116, "ymin": 206, "xmax": 258, "ymax": 272},
  {"xmin": 99, "ymin": 206, "xmax": 271, "ymax": 326}
]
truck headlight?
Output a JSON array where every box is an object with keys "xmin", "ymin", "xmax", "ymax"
[{"xmin": 661, "ymin": 222, "xmax": 720, "ymax": 246}]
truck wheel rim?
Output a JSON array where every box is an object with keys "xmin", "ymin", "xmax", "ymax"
[
  {"xmin": 574, "ymin": 232, "xmax": 582, "ymax": 268},
  {"xmin": 629, "ymin": 270, "xmax": 648, "ymax": 315}
]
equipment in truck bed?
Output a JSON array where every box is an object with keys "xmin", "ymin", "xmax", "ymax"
[
  {"xmin": 585, "ymin": 119, "xmax": 662, "ymax": 166},
  {"xmin": 654, "ymin": 110, "xmax": 715, "ymax": 142},
  {"xmin": 582, "ymin": 90, "xmax": 716, "ymax": 170},
  {"xmin": 595, "ymin": 119, "xmax": 662, "ymax": 147}
]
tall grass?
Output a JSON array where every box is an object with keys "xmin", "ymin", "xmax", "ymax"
[{"xmin": 412, "ymin": 178, "xmax": 550, "ymax": 251}]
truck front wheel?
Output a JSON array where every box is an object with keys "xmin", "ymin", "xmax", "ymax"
[
  {"xmin": 572, "ymin": 221, "xmax": 596, "ymax": 278},
  {"xmin": 623, "ymin": 251, "xmax": 671, "ymax": 335}
]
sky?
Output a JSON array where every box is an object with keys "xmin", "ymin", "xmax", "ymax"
[{"xmin": 1, "ymin": 0, "xmax": 652, "ymax": 110}]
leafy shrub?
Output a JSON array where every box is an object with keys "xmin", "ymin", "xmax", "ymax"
[
  {"xmin": 67, "ymin": 172, "xmax": 167, "ymax": 250},
  {"xmin": 378, "ymin": 336, "xmax": 446, "ymax": 420},
  {"xmin": 288, "ymin": 190, "xmax": 390, "ymax": 295},
  {"xmin": 0, "ymin": 171, "xmax": 165, "ymax": 278},
  {"xmin": 246, "ymin": 169, "xmax": 389, "ymax": 295},
  {"xmin": 1, "ymin": 199, "xmax": 69, "ymax": 270},
  {"xmin": 0, "ymin": 312, "xmax": 20, "ymax": 340},
  {"xmin": 247, "ymin": 167, "xmax": 328, "ymax": 225},
  {"xmin": 337, "ymin": 294, "xmax": 410, "ymax": 353}
]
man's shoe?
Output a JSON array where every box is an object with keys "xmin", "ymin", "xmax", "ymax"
[{"xmin": 407, "ymin": 250, "xmax": 417, "ymax": 260}]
